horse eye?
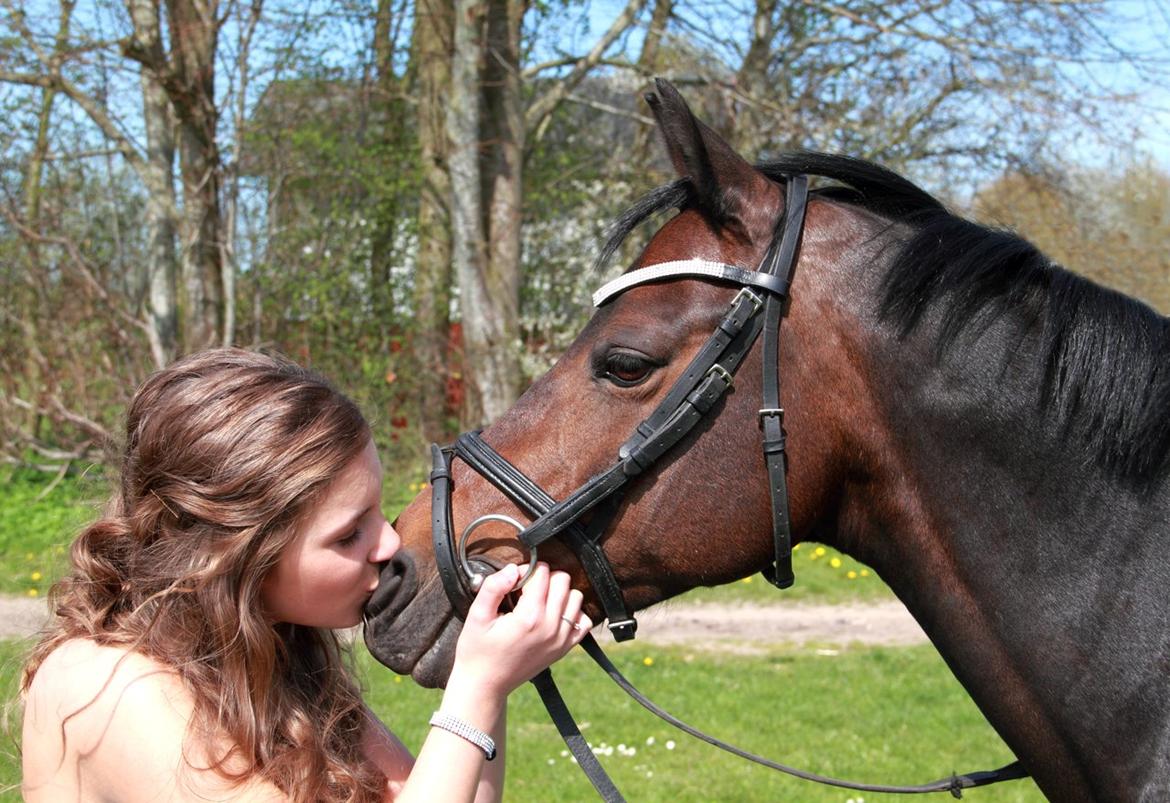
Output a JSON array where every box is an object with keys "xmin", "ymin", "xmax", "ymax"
[{"xmin": 602, "ymin": 351, "xmax": 655, "ymax": 387}]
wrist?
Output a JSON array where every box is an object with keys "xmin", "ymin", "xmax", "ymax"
[{"xmin": 441, "ymin": 667, "xmax": 506, "ymax": 731}]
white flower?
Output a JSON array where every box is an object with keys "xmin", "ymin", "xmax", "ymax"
[
  {"xmin": 302, "ymin": 245, "xmax": 313, "ymax": 255},
  {"xmin": 646, "ymin": 736, "xmax": 655, "ymax": 746},
  {"xmin": 665, "ymin": 740, "xmax": 676, "ymax": 750}
]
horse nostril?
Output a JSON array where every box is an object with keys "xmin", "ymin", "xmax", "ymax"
[{"xmin": 366, "ymin": 551, "xmax": 418, "ymax": 618}]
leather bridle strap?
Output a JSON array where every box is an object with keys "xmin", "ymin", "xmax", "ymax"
[
  {"xmin": 516, "ymin": 282, "xmax": 769, "ymax": 552},
  {"xmin": 453, "ymin": 431, "xmax": 637, "ymax": 638},
  {"xmin": 430, "ymin": 442, "xmax": 628, "ymax": 800},
  {"xmin": 757, "ymin": 174, "xmax": 808, "ymax": 587},
  {"xmin": 430, "ymin": 444, "xmax": 474, "ymax": 619}
]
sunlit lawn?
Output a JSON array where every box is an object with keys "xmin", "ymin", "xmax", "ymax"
[{"xmin": 0, "ymin": 638, "xmax": 1041, "ymax": 802}]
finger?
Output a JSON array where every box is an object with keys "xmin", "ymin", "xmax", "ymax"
[
  {"xmin": 545, "ymin": 570, "xmax": 571, "ymax": 620},
  {"xmin": 511, "ymin": 562, "xmax": 550, "ymax": 626},
  {"xmin": 570, "ymin": 612, "xmax": 594, "ymax": 643},
  {"xmin": 562, "ymin": 588, "xmax": 584, "ymax": 622},
  {"xmin": 466, "ymin": 563, "xmax": 520, "ymax": 625}
]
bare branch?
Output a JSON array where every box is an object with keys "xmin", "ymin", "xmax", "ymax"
[{"xmin": 524, "ymin": 0, "xmax": 650, "ymax": 135}]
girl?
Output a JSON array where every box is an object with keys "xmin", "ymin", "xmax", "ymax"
[{"xmin": 20, "ymin": 348, "xmax": 589, "ymax": 801}]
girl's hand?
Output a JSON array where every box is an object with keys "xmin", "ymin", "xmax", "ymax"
[{"xmin": 449, "ymin": 562, "xmax": 591, "ymax": 697}]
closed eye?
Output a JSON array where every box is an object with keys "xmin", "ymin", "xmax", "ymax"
[{"xmin": 336, "ymin": 528, "xmax": 362, "ymax": 548}]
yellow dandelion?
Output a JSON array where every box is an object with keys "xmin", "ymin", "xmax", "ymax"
[
  {"xmin": 860, "ymin": 569, "xmax": 870, "ymax": 577},
  {"xmin": 30, "ymin": 571, "xmax": 42, "ymax": 581},
  {"xmin": 642, "ymin": 657, "xmax": 654, "ymax": 667},
  {"xmin": 741, "ymin": 576, "xmax": 753, "ymax": 584},
  {"xmin": 793, "ymin": 543, "xmax": 801, "ymax": 551},
  {"xmin": 829, "ymin": 557, "xmax": 842, "ymax": 569},
  {"xmin": 814, "ymin": 546, "xmax": 826, "ymax": 557},
  {"xmin": 847, "ymin": 570, "xmax": 858, "ymax": 579},
  {"xmin": 394, "ymin": 676, "xmax": 403, "ymax": 684},
  {"xmin": 25, "ymin": 552, "xmax": 34, "ymax": 561},
  {"xmin": 27, "ymin": 588, "xmax": 38, "ymax": 597}
]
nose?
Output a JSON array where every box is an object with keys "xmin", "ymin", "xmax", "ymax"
[{"xmin": 369, "ymin": 517, "xmax": 401, "ymax": 563}]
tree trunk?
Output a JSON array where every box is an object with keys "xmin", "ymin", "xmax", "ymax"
[
  {"xmin": 165, "ymin": 0, "xmax": 224, "ymax": 352},
  {"xmin": 628, "ymin": 0, "xmax": 673, "ymax": 168},
  {"xmin": 471, "ymin": 0, "xmax": 525, "ymax": 424},
  {"xmin": 411, "ymin": 0, "xmax": 454, "ymax": 441},
  {"xmin": 733, "ymin": 0, "xmax": 780, "ymax": 155},
  {"xmin": 449, "ymin": 0, "xmax": 491, "ymax": 425},
  {"xmin": 127, "ymin": 0, "xmax": 179, "ymax": 366}
]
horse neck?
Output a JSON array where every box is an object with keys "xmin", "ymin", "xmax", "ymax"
[{"xmin": 828, "ymin": 283, "xmax": 1170, "ymax": 801}]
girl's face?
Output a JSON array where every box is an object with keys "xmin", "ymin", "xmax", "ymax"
[{"xmin": 262, "ymin": 437, "xmax": 400, "ymax": 628}]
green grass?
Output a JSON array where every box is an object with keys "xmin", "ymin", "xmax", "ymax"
[
  {"xmin": 1, "ymin": 639, "xmax": 26, "ymax": 799},
  {"xmin": 355, "ymin": 641, "xmax": 1040, "ymax": 802},
  {"xmin": 0, "ymin": 468, "xmax": 105, "ymax": 596},
  {"xmin": 1, "ymin": 639, "xmax": 1039, "ymax": 802},
  {"xmin": 674, "ymin": 543, "xmax": 894, "ymax": 607}
]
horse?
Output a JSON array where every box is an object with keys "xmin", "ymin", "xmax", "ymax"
[{"xmin": 364, "ymin": 80, "xmax": 1170, "ymax": 802}]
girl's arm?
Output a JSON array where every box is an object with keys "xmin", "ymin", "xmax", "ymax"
[{"xmin": 374, "ymin": 563, "xmax": 588, "ymax": 803}]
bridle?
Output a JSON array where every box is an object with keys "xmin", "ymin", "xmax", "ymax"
[
  {"xmin": 432, "ymin": 175, "xmax": 808, "ymax": 637},
  {"xmin": 426, "ymin": 175, "xmax": 1028, "ymax": 798}
]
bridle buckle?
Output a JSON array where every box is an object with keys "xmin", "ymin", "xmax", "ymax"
[
  {"xmin": 732, "ymin": 286, "xmax": 764, "ymax": 314},
  {"xmin": 758, "ymin": 407, "xmax": 784, "ymax": 424},
  {"xmin": 706, "ymin": 363, "xmax": 734, "ymax": 387}
]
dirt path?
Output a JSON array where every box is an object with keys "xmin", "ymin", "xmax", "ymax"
[
  {"xmin": 2, "ymin": 594, "xmax": 927, "ymax": 649},
  {"xmin": 1, "ymin": 595, "xmax": 50, "ymax": 640},
  {"xmin": 594, "ymin": 600, "xmax": 926, "ymax": 652}
]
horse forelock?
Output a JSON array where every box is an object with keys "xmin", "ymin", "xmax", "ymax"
[{"xmin": 599, "ymin": 150, "xmax": 1170, "ymax": 491}]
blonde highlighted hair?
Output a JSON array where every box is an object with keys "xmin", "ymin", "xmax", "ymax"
[{"xmin": 22, "ymin": 348, "xmax": 385, "ymax": 802}]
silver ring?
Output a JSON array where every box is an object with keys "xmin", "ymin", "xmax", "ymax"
[
  {"xmin": 458, "ymin": 513, "xmax": 537, "ymax": 592},
  {"xmin": 561, "ymin": 615, "xmax": 582, "ymax": 631}
]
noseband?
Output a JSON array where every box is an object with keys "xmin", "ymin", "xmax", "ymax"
[{"xmin": 431, "ymin": 175, "xmax": 809, "ymax": 639}]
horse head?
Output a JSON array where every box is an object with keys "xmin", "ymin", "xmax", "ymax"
[
  {"xmin": 367, "ymin": 79, "xmax": 1170, "ymax": 803},
  {"xmin": 367, "ymin": 80, "xmax": 889, "ymax": 684}
]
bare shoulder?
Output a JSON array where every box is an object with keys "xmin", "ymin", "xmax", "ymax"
[
  {"xmin": 28, "ymin": 637, "xmax": 186, "ymax": 710},
  {"xmin": 23, "ymin": 638, "xmax": 284, "ymax": 802}
]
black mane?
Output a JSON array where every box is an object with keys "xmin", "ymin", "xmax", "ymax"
[{"xmin": 596, "ymin": 151, "xmax": 1170, "ymax": 489}]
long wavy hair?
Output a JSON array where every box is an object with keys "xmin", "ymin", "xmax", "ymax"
[{"xmin": 22, "ymin": 348, "xmax": 385, "ymax": 802}]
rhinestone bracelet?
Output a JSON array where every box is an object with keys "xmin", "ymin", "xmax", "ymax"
[{"xmin": 429, "ymin": 711, "xmax": 497, "ymax": 761}]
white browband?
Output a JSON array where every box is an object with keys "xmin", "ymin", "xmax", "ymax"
[{"xmin": 592, "ymin": 258, "xmax": 789, "ymax": 307}]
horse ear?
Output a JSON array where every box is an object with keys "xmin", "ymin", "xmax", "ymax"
[{"xmin": 644, "ymin": 78, "xmax": 772, "ymax": 238}]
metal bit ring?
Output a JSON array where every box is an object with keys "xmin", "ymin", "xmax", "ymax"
[{"xmin": 458, "ymin": 513, "xmax": 538, "ymax": 592}]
